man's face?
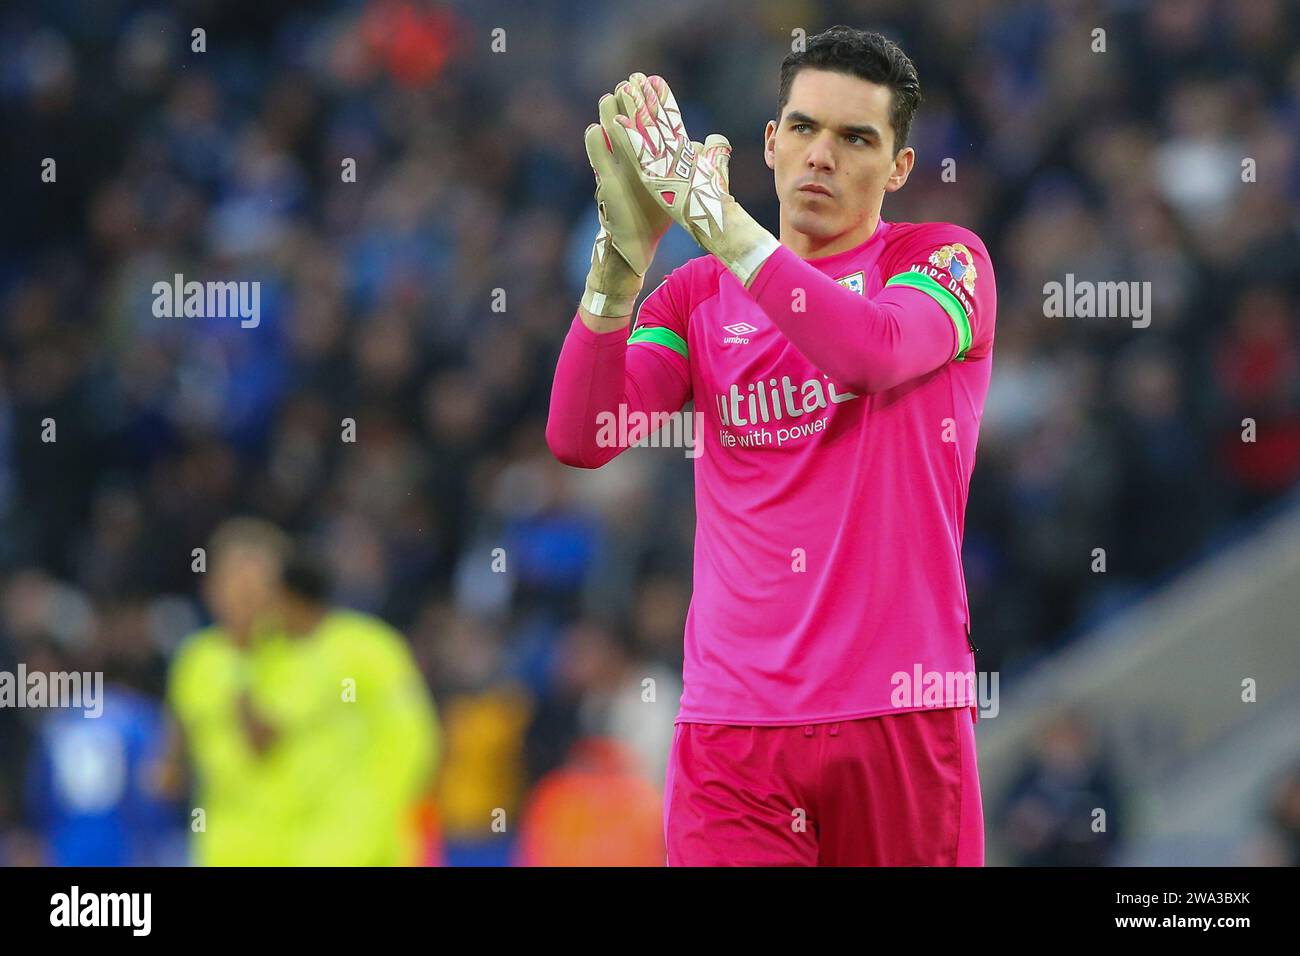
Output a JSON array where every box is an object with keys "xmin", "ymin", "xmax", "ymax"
[
  {"xmin": 765, "ymin": 69, "xmax": 913, "ymax": 244},
  {"xmin": 204, "ymin": 545, "xmax": 280, "ymax": 634}
]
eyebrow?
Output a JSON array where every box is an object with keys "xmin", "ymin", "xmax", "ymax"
[{"xmin": 784, "ymin": 110, "xmax": 882, "ymax": 142}]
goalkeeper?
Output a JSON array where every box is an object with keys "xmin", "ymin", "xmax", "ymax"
[{"xmin": 548, "ymin": 26, "xmax": 995, "ymax": 866}]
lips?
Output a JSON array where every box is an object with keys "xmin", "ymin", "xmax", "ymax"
[{"xmin": 798, "ymin": 183, "xmax": 832, "ymax": 197}]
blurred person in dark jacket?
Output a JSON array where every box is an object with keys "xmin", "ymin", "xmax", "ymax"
[{"xmin": 997, "ymin": 710, "xmax": 1124, "ymax": 866}]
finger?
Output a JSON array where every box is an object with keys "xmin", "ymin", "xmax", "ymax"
[
  {"xmin": 612, "ymin": 80, "xmax": 636, "ymax": 124},
  {"xmin": 643, "ymin": 78, "xmax": 675, "ymax": 144},
  {"xmin": 584, "ymin": 122, "xmax": 615, "ymax": 182},
  {"xmin": 611, "ymin": 83, "xmax": 633, "ymax": 135},
  {"xmin": 614, "ymin": 113, "xmax": 649, "ymax": 164},
  {"xmin": 639, "ymin": 75, "xmax": 668, "ymax": 133},
  {"xmin": 697, "ymin": 133, "xmax": 731, "ymax": 192},
  {"xmin": 628, "ymin": 71, "xmax": 648, "ymax": 100},
  {"xmin": 647, "ymin": 75, "xmax": 683, "ymax": 136},
  {"xmin": 703, "ymin": 132, "xmax": 732, "ymax": 171},
  {"xmin": 622, "ymin": 74, "xmax": 648, "ymax": 121},
  {"xmin": 641, "ymin": 74, "xmax": 663, "ymax": 118},
  {"xmin": 597, "ymin": 93, "xmax": 622, "ymax": 157},
  {"xmin": 598, "ymin": 91, "xmax": 618, "ymax": 127},
  {"xmin": 614, "ymin": 82, "xmax": 656, "ymax": 160}
]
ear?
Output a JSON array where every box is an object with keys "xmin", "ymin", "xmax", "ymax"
[
  {"xmin": 884, "ymin": 145, "xmax": 915, "ymax": 193},
  {"xmin": 763, "ymin": 119, "xmax": 777, "ymax": 171}
]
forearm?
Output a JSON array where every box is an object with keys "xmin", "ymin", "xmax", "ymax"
[
  {"xmin": 747, "ymin": 245, "xmax": 957, "ymax": 394},
  {"xmin": 546, "ymin": 310, "xmax": 687, "ymax": 468}
]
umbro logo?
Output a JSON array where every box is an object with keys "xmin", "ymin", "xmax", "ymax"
[{"xmin": 721, "ymin": 321, "xmax": 757, "ymax": 344}]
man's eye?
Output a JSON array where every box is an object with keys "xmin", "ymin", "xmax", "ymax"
[
  {"xmin": 846, "ymin": 134, "xmax": 864, "ymax": 145},
  {"xmin": 792, "ymin": 123, "xmax": 810, "ymax": 133}
]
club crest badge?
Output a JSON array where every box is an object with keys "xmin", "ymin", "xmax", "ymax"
[
  {"xmin": 927, "ymin": 244, "xmax": 978, "ymax": 295},
  {"xmin": 836, "ymin": 271, "xmax": 865, "ymax": 295}
]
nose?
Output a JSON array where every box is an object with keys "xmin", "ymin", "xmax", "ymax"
[{"xmin": 806, "ymin": 131, "xmax": 835, "ymax": 172}]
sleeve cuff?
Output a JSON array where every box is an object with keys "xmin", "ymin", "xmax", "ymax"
[{"xmin": 568, "ymin": 310, "xmax": 632, "ymax": 350}]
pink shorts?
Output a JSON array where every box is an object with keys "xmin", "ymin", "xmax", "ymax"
[{"xmin": 664, "ymin": 705, "xmax": 983, "ymax": 866}]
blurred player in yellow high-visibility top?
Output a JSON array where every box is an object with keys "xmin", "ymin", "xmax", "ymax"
[
  {"xmin": 166, "ymin": 518, "xmax": 295, "ymax": 865},
  {"xmin": 267, "ymin": 548, "xmax": 441, "ymax": 865},
  {"xmin": 167, "ymin": 519, "xmax": 441, "ymax": 865}
]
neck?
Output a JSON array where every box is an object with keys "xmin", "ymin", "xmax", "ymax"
[
  {"xmin": 290, "ymin": 606, "xmax": 329, "ymax": 638},
  {"xmin": 780, "ymin": 209, "xmax": 881, "ymax": 260},
  {"xmin": 227, "ymin": 623, "xmax": 254, "ymax": 646}
]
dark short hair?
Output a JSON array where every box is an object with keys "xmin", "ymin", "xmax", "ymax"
[
  {"xmin": 777, "ymin": 26, "xmax": 922, "ymax": 155},
  {"xmin": 281, "ymin": 547, "xmax": 332, "ymax": 604}
]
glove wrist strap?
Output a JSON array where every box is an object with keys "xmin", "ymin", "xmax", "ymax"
[
  {"xmin": 706, "ymin": 202, "xmax": 782, "ymax": 289},
  {"xmin": 581, "ymin": 283, "xmax": 640, "ymax": 318}
]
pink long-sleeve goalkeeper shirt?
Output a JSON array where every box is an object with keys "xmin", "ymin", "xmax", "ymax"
[{"xmin": 547, "ymin": 218, "xmax": 996, "ymax": 725}]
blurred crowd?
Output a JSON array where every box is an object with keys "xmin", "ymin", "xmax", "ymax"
[{"xmin": 0, "ymin": 0, "xmax": 1298, "ymax": 865}]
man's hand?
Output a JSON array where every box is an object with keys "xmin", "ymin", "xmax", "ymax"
[
  {"xmin": 238, "ymin": 690, "xmax": 277, "ymax": 755},
  {"xmin": 608, "ymin": 72, "xmax": 781, "ymax": 287},
  {"xmin": 580, "ymin": 88, "xmax": 673, "ymax": 319}
]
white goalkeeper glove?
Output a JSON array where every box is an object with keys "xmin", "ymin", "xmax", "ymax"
[
  {"xmin": 581, "ymin": 89, "xmax": 672, "ymax": 318},
  {"xmin": 607, "ymin": 72, "xmax": 781, "ymax": 288}
]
